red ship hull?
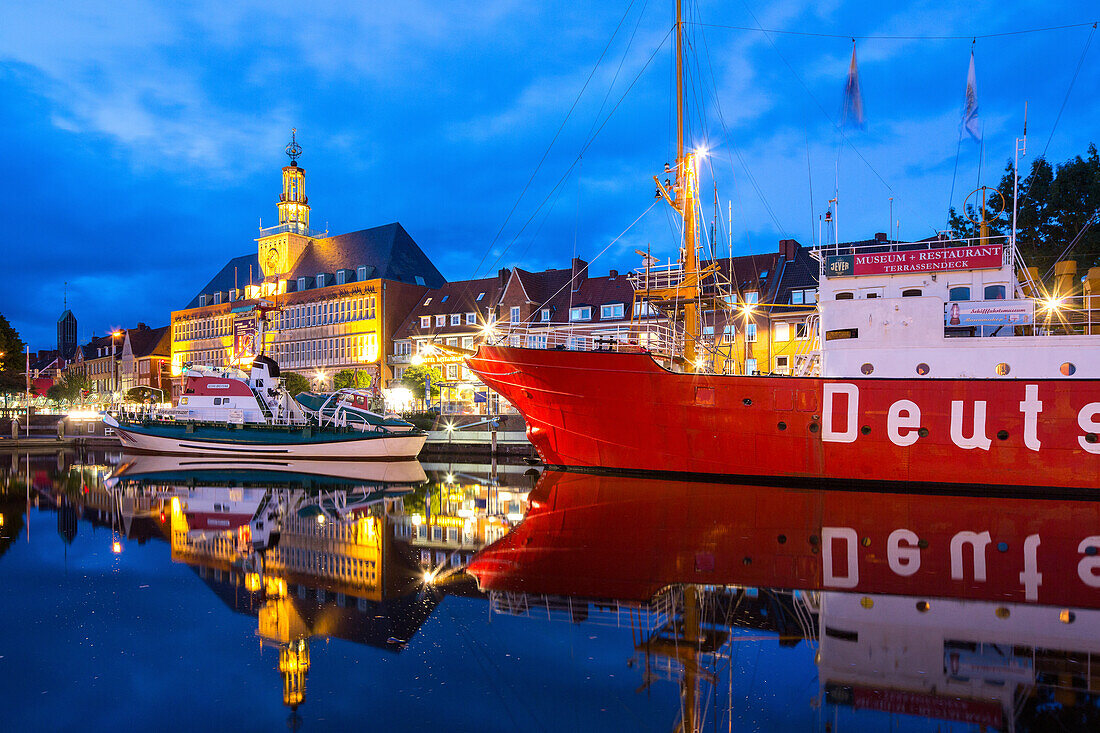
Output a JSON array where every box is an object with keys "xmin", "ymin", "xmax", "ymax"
[
  {"xmin": 468, "ymin": 471, "xmax": 1100, "ymax": 608},
  {"xmin": 467, "ymin": 345, "xmax": 1100, "ymax": 491}
]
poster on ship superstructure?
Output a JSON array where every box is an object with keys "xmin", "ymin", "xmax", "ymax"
[
  {"xmin": 945, "ymin": 300, "xmax": 1033, "ymax": 326},
  {"xmin": 233, "ymin": 316, "xmax": 257, "ymax": 361}
]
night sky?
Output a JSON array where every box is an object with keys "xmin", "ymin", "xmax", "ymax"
[{"xmin": 2, "ymin": 0, "xmax": 1096, "ymax": 348}]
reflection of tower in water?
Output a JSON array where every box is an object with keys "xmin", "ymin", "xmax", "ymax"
[{"xmin": 279, "ymin": 638, "xmax": 311, "ymax": 711}]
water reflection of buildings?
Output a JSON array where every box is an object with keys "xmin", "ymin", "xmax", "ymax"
[{"xmin": 469, "ymin": 470, "xmax": 1100, "ymax": 732}]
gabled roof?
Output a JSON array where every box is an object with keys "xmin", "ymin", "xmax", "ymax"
[
  {"xmin": 505, "ymin": 266, "xmax": 635, "ymax": 325},
  {"xmin": 80, "ymin": 334, "xmax": 117, "ymax": 360},
  {"xmin": 126, "ymin": 325, "xmax": 170, "ymax": 358},
  {"xmin": 396, "ymin": 274, "xmax": 507, "ymax": 339}
]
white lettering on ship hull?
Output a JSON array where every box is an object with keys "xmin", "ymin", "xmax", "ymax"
[
  {"xmin": 821, "ymin": 382, "xmax": 1099, "ymax": 454},
  {"xmin": 819, "ymin": 526, "xmax": 1096, "ymax": 602}
]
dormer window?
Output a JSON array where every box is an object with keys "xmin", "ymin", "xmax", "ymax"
[
  {"xmin": 357, "ymin": 266, "xmax": 367, "ymax": 280},
  {"xmin": 541, "ymin": 308, "xmax": 551, "ymax": 322},
  {"xmin": 466, "ymin": 312, "xmax": 477, "ymax": 324},
  {"xmin": 336, "ymin": 271, "xmax": 346, "ymax": 285},
  {"xmin": 450, "ymin": 314, "xmax": 461, "ymax": 326},
  {"xmin": 435, "ymin": 315, "xmax": 445, "ymax": 327},
  {"xmin": 298, "ymin": 277, "xmax": 308, "ymax": 291},
  {"xmin": 570, "ymin": 306, "xmax": 592, "ymax": 322},
  {"xmin": 199, "ymin": 295, "xmax": 207, "ymax": 307},
  {"xmin": 600, "ymin": 303, "xmax": 624, "ymax": 319},
  {"xmin": 316, "ymin": 274, "xmax": 326, "ymax": 288},
  {"xmin": 213, "ymin": 292, "xmax": 222, "ymax": 305},
  {"xmin": 420, "ymin": 316, "xmax": 430, "ymax": 328}
]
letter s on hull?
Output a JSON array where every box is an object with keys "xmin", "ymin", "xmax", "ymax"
[{"xmin": 1079, "ymin": 403, "xmax": 1100, "ymax": 455}]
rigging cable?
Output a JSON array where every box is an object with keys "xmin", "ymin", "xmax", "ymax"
[
  {"xmin": 471, "ymin": 0, "xmax": 640, "ymax": 278},
  {"xmin": 1041, "ymin": 22, "xmax": 1096, "ymax": 159},
  {"xmin": 684, "ymin": 20, "xmax": 1099, "ymax": 41}
]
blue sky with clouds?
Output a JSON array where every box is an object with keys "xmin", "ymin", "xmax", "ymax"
[{"xmin": 1, "ymin": 0, "xmax": 1096, "ymax": 348}]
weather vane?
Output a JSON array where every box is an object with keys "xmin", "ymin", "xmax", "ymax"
[{"xmin": 285, "ymin": 128, "xmax": 302, "ymax": 164}]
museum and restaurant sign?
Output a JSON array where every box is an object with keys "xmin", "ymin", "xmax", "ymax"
[{"xmin": 825, "ymin": 244, "xmax": 1003, "ymax": 277}]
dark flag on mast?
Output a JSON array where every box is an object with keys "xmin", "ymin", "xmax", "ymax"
[
  {"xmin": 841, "ymin": 44, "xmax": 865, "ymax": 129},
  {"xmin": 963, "ymin": 50, "xmax": 982, "ymax": 142}
]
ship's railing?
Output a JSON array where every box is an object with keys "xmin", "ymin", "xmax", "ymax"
[
  {"xmin": 629, "ymin": 261, "xmax": 688, "ymax": 291},
  {"xmin": 487, "ymin": 320, "xmax": 681, "ymax": 360}
]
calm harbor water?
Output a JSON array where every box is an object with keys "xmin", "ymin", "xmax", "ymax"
[{"xmin": 1, "ymin": 450, "xmax": 1097, "ymax": 732}]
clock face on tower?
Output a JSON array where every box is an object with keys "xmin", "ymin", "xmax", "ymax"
[{"xmin": 266, "ymin": 247, "xmax": 279, "ymax": 273}]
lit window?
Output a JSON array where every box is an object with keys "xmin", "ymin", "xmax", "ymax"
[
  {"xmin": 600, "ymin": 303, "xmax": 624, "ymax": 319},
  {"xmin": 791, "ymin": 290, "xmax": 803, "ymax": 305},
  {"xmin": 424, "ymin": 297, "xmax": 432, "ymax": 305},
  {"xmin": 435, "ymin": 315, "xmax": 445, "ymax": 327},
  {"xmin": 570, "ymin": 306, "xmax": 592, "ymax": 322},
  {"xmin": 420, "ymin": 316, "xmax": 430, "ymax": 328},
  {"xmin": 745, "ymin": 292, "xmax": 759, "ymax": 305}
]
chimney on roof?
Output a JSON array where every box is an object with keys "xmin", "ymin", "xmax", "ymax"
[
  {"xmin": 571, "ymin": 257, "xmax": 588, "ymax": 292},
  {"xmin": 137, "ymin": 322, "xmax": 148, "ymax": 330},
  {"xmin": 778, "ymin": 239, "xmax": 800, "ymax": 262},
  {"xmin": 609, "ymin": 269, "xmax": 618, "ymax": 280},
  {"xmin": 874, "ymin": 232, "xmax": 888, "ymax": 243},
  {"xmin": 498, "ymin": 268, "xmax": 510, "ymax": 288}
]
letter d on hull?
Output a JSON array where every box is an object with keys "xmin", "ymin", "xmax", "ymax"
[{"xmin": 823, "ymin": 383, "xmax": 859, "ymax": 443}]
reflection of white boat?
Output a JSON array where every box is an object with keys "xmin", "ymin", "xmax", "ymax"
[{"xmin": 109, "ymin": 453, "xmax": 427, "ymax": 487}]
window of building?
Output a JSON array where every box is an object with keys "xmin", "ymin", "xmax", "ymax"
[
  {"xmin": 420, "ymin": 316, "xmax": 430, "ymax": 328},
  {"xmin": 703, "ymin": 325, "xmax": 714, "ymax": 337},
  {"xmin": 336, "ymin": 271, "xmax": 346, "ymax": 285},
  {"xmin": 198, "ymin": 295, "xmax": 207, "ymax": 307},
  {"xmin": 466, "ymin": 312, "xmax": 476, "ymax": 324},
  {"xmin": 984, "ymin": 284, "xmax": 1006, "ymax": 300},
  {"xmin": 541, "ymin": 308, "xmax": 551, "ymax": 322},
  {"xmin": 746, "ymin": 358, "xmax": 758, "ymax": 375},
  {"xmin": 902, "ymin": 289, "xmax": 922, "ymax": 297},
  {"xmin": 462, "ymin": 336, "xmax": 473, "ymax": 349},
  {"xmin": 450, "ymin": 314, "xmax": 461, "ymax": 326},
  {"xmin": 435, "ymin": 315, "xmax": 445, "ymax": 327},
  {"xmin": 746, "ymin": 323, "xmax": 757, "ymax": 342},
  {"xmin": 415, "ymin": 275, "xmax": 426, "ymax": 286},
  {"xmin": 722, "ymin": 324, "xmax": 734, "ymax": 341},
  {"xmin": 477, "ymin": 292, "xmax": 485, "ymax": 301},
  {"xmin": 745, "ymin": 292, "xmax": 759, "ymax": 305},
  {"xmin": 949, "ymin": 286, "xmax": 970, "ymax": 301},
  {"xmin": 447, "ymin": 365, "xmax": 458, "ymax": 380},
  {"xmin": 796, "ymin": 322, "xmax": 809, "ymax": 340},
  {"xmin": 317, "ymin": 274, "xmax": 326, "ymax": 288},
  {"xmin": 441, "ymin": 295, "xmax": 449, "ymax": 303},
  {"xmin": 510, "ymin": 306, "xmax": 521, "ymax": 323},
  {"xmin": 774, "ymin": 322, "xmax": 790, "ymax": 341},
  {"xmin": 835, "ymin": 292, "xmax": 854, "ymax": 300},
  {"xmin": 775, "ymin": 356, "xmax": 789, "ymax": 375},
  {"xmin": 298, "ymin": 277, "xmax": 307, "ymax": 291},
  {"xmin": 791, "ymin": 290, "xmax": 802, "ymax": 305},
  {"xmin": 424, "ymin": 297, "xmax": 432, "ymax": 305},
  {"xmin": 570, "ymin": 306, "xmax": 592, "ymax": 321},
  {"xmin": 600, "ymin": 303, "xmax": 624, "ymax": 319},
  {"xmin": 357, "ymin": 266, "xmax": 367, "ymax": 280}
]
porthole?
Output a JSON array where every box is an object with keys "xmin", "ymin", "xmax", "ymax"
[
  {"xmin": 860, "ymin": 363, "xmax": 874, "ymax": 375},
  {"xmin": 917, "ymin": 428, "xmax": 929, "ymax": 438},
  {"xmin": 809, "ymin": 422, "xmax": 820, "ymax": 433},
  {"xmin": 742, "ymin": 556, "xmax": 752, "ymax": 565},
  {"xmin": 997, "ymin": 429, "xmax": 1009, "ymax": 440},
  {"xmin": 916, "ymin": 600, "xmax": 930, "ymax": 613},
  {"xmin": 916, "ymin": 363, "xmax": 930, "ymax": 376},
  {"xmin": 1060, "ymin": 610, "xmax": 1076, "ymax": 624},
  {"xmin": 742, "ymin": 398, "xmax": 752, "ymax": 406},
  {"xmin": 860, "ymin": 597, "xmax": 874, "ymax": 609},
  {"xmin": 995, "ymin": 607, "xmax": 1010, "ymax": 619},
  {"xmin": 1086, "ymin": 433, "xmax": 1098, "ymax": 444},
  {"xmin": 917, "ymin": 539, "xmax": 929, "ymax": 549},
  {"xmin": 997, "ymin": 542, "xmax": 1009, "ymax": 552},
  {"xmin": 860, "ymin": 537, "xmax": 871, "ymax": 547},
  {"xmin": 1061, "ymin": 362, "xmax": 1077, "ymax": 376},
  {"xmin": 995, "ymin": 362, "xmax": 1010, "ymax": 376},
  {"xmin": 860, "ymin": 425, "xmax": 871, "ymax": 435},
  {"xmin": 1087, "ymin": 545, "xmax": 1099, "ymax": 556},
  {"xmin": 777, "ymin": 534, "xmax": 787, "ymax": 544},
  {"xmin": 777, "ymin": 421, "xmax": 787, "ymax": 431}
]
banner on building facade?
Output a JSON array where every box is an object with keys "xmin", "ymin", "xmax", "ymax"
[
  {"xmin": 945, "ymin": 299, "xmax": 1033, "ymax": 327},
  {"xmin": 233, "ymin": 316, "xmax": 257, "ymax": 361},
  {"xmin": 825, "ymin": 244, "xmax": 1003, "ymax": 277}
]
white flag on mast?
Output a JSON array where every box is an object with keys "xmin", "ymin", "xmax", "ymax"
[{"xmin": 963, "ymin": 51, "xmax": 981, "ymax": 142}]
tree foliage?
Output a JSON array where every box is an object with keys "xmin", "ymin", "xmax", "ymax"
[
  {"xmin": 333, "ymin": 369, "xmax": 372, "ymax": 390},
  {"xmin": 0, "ymin": 313, "xmax": 26, "ymax": 393},
  {"xmin": 45, "ymin": 372, "xmax": 91, "ymax": 402},
  {"xmin": 400, "ymin": 365, "xmax": 442, "ymax": 400},
  {"xmin": 283, "ymin": 372, "xmax": 310, "ymax": 396},
  {"xmin": 948, "ymin": 144, "xmax": 1100, "ymax": 282}
]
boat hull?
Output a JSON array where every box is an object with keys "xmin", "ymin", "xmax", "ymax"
[
  {"xmin": 466, "ymin": 345, "xmax": 1100, "ymax": 491},
  {"xmin": 104, "ymin": 416, "xmax": 426, "ymax": 460}
]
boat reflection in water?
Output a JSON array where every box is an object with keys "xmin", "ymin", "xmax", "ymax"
[{"xmin": 469, "ymin": 471, "xmax": 1100, "ymax": 732}]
